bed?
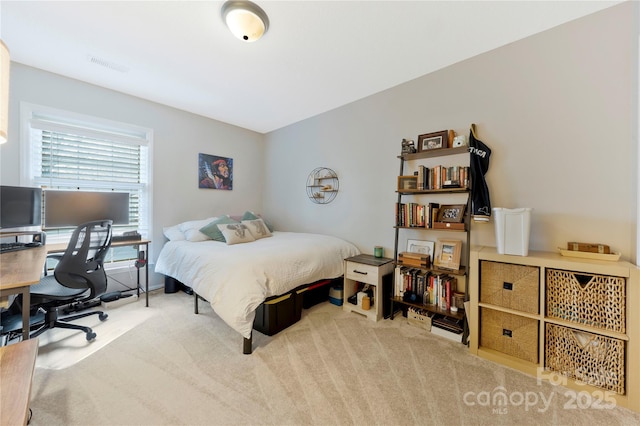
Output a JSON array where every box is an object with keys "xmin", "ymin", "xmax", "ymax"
[{"xmin": 155, "ymin": 223, "xmax": 360, "ymax": 354}]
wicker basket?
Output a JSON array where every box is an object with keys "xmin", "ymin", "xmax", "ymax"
[
  {"xmin": 480, "ymin": 307, "xmax": 539, "ymax": 363},
  {"xmin": 546, "ymin": 269, "xmax": 625, "ymax": 333},
  {"xmin": 545, "ymin": 323, "xmax": 625, "ymax": 394},
  {"xmin": 480, "ymin": 261, "xmax": 540, "ymax": 314}
]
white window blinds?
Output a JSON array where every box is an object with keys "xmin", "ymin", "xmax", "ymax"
[{"xmin": 22, "ymin": 104, "xmax": 151, "ymax": 240}]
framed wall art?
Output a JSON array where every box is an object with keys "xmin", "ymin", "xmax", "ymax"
[
  {"xmin": 198, "ymin": 153, "xmax": 233, "ymax": 190},
  {"xmin": 417, "ymin": 130, "xmax": 449, "ymax": 152},
  {"xmin": 434, "ymin": 239, "xmax": 462, "ymax": 271}
]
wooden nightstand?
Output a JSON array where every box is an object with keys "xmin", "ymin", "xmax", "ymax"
[{"xmin": 343, "ymin": 254, "xmax": 394, "ymax": 321}]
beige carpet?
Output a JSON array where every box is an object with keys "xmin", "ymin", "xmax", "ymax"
[
  {"xmin": 29, "ymin": 291, "xmax": 640, "ymax": 425},
  {"xmin": 35, "ymin": 297, "xmax": 155, "ymax": 370}
]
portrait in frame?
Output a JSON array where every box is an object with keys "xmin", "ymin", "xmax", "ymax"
[{"xmin": 199, "ymin": 153, "xmax": 233, "ymax": 190}]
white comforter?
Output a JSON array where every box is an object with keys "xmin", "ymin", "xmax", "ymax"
[{"xmin": 154, "ymin": 231, "xmax": 360, "ymax": 339}]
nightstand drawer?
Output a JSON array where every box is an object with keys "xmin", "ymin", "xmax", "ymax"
[{"xmin": 345, "ymin": 261, "xmax": 379, "ymax": 285}]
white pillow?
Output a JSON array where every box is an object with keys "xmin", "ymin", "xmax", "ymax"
[
  {"xmin": 242, "ymin": 218, "xmax": 272, "ymax": 240},
  {"xmin": 179, "ymin": 217, "xmax": 217, "ymax": 242},
  {"xmin": 217, "ymin": 223, "xmax": 255, "ymax": 245},
  {"xmin": 163, "ymin": 224, "xmax": 185, "ymax": 241}
]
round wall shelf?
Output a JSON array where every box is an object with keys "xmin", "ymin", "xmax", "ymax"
[{"xmin": 306, "ymin": 167, "xmax": 339, "ymax": 204}]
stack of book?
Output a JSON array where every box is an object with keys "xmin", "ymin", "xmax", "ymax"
[
  {"xmin": 394, "ymin": 266, "xmax": 458, "ymax": 310},
  {"xmin": 395, "ymin": 202, "xmax": 440, "ymax": 228},
  {"xmin": 417, "ymin": 165, "xmax": 470, "ymax": 190}
]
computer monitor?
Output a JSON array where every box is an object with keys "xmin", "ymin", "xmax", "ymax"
[
  {"xmin": 43, "ymin": 190, "xmax": 129, "ymax": 228},
  {"xmin": 0, "ymin": 185, "xmax": 43, "ymax": 229}
]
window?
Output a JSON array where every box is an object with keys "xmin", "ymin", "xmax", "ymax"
[{"xmin": 21, "ymin": 103, "xmax": 152, "ymax": 263}]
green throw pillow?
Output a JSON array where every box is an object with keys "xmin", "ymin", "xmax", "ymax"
[
  {"xmin": 241, "ymin": 211, "xmax": 274, "ymax": 232},
  {"xmin": 199, "ymin": 216, "xmax": 239, "ymax": 242}
]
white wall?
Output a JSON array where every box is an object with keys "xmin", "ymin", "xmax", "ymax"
[
  {"xmin": 0, "ymin": 64, "xmax": 266, "ymax": 288},
  {"xmin": 264, "ymin": 2, "xmax": 638, "ymax": 263}
]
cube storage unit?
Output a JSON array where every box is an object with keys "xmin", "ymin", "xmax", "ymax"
[{"xmin": 469, "ymin": 247, "xmax": 640, "ymax": 412}]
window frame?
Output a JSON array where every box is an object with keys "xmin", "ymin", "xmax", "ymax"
[{"xmin": 19, "ymin": 102, "xmax": 153, "ymax": 264}]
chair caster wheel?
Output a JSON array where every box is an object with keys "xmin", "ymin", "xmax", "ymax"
[
  {"xmin": 86, "ymin": 332, "xmax": 96, "ymax": 341},
  {"xmin": 99, "ymin": 313, "xmax": 108, "ymax": 321}
]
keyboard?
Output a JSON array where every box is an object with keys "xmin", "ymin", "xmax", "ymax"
[{"xmin": 0, "ymin": 242, "xmax": 41, "ymax": 253}]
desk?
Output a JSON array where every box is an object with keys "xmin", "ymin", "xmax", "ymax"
[
  {"xmin": 46, "ymin": 239, "xmax": 151, "ymax": 307},
  {"xmin": 0, "ymin": 338, "xmax": 38, "ymax": 425},
  {"xmin": 0, "ymin": 246, "xmax": 48, "ymax": 340}
]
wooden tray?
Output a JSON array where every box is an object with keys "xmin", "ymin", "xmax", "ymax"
[{"xmin": 558, "ymin": 248, "xmax": 621, "ymax": 262}]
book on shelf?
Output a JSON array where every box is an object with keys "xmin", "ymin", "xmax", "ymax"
[
  {"xmin": 411, "ymin": 165, "xmax": 470, "ymax": 190},
  {"xmin": 395, "ymin": 267, "xmax": 458, "ymax": 311},
  {"xmin": 395, "ymin": 202, "xmax": 426, "ymax": 227},
  {"xmin": 427, "ymin": 203, "xmax": 439, "ymax": 229},
  {"xmin": 395, "ymin": 202, "xmax": 441, "ymax": 229}
]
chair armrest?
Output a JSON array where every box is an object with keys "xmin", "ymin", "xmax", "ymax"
[{"xmin": 43, "ymin": 253, "xmax": 64, "ymax": 276}]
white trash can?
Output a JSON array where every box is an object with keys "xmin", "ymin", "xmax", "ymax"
[{"xmin": 493, "ymin": 207, "xmax": 532, "ymax": 256}]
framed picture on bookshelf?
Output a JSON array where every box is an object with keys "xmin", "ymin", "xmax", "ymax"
[
  {"xmin": 417, "ymin": 130, "xmax": 448, "ymax": 152},
  {"xmin": 436, "ymin": 204, "xmax": 466, "ymax": 223},
  {"xmin": 434, "ymin": 239, "xmax": 462, "ymax": 271},
  {"xmin": 397, "ymin": 175, "xmax": 418, "ymax": 191},
  {"xmin": 407, "ymin": 239, "xmax": 435, "ymax": 257}
]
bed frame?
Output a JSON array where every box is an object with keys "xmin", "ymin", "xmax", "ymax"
[
  {"xmin": 165, "ymin": 276, "xmax": 337, "ymax": 354},
  {"xmin": 192, "ymin": 291, "xmax": 255, "ymax": 354}
]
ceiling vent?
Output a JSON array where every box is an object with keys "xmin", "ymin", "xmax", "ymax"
[{"xmin": 86, "ymin": 55, "xmax": 129, "ymax": 73}]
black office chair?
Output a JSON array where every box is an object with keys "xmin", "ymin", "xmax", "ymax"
[{"xmin": 29, "ymin": 219, "xmax": 113, "ymax": 341}]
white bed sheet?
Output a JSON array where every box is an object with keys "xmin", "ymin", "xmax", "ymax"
[{"xmin": 155, "ymin": 231, "xmax": 360, "ymax": 339}]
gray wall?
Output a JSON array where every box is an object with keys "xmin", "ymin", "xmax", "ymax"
[
  {"xmin": 0, "ymin": 2, "xmax": 637, "ymax": 294},
  {"xmin": 263, "ymin": 2, "xmax": 638, "ymax": 263},
  {"xmin": 1, "ymin": 64, "xmax": 266, "ymax": 288}
]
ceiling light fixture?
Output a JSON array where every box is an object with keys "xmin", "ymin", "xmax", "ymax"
[
  {"xmin": 0, "ymin": 40, "xmax": 9, "ymax": 144},
  {"xmin": 221, "ymin": 1, "xmax": 269, "ymax": 42}
]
